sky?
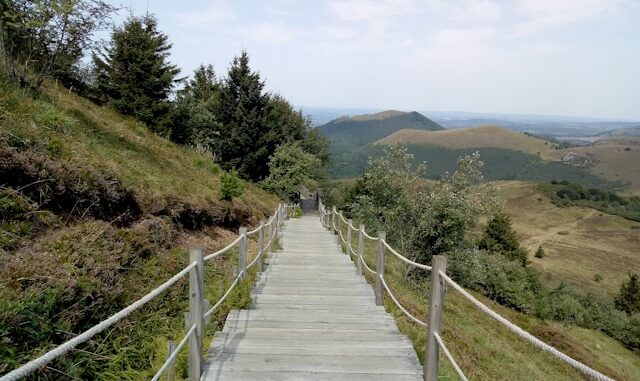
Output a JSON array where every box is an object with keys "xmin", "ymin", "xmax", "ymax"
[{"xmin": 104, "ymin": 0, "xmax": 640, "ymax": 120}]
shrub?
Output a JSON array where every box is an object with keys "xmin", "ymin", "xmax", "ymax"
[
  {"xmin": 594, "ymin": 273, "xmax": 603, "ymax": 282},
  {"xmin": 615, "ymin": 273, "xmax": 640, "ymax": 314},
  {"xmin": 220, "ymin": 170, "xmax": 245, "ymax": 201},
  {"xmin": 534, "ymin": 246, "xmax": 545, "ymax": 258}
]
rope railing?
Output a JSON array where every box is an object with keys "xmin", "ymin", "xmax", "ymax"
[
  {"xmin": 204, "ymin": 235, "xmax": 242, "ymax": 261},
  {"xmin": 150, "ymin": 324, "xmax": 196, "ymax": 381},
  {"xmin": 2, "ymin": 202, "xmax": 292, "ymax": 381},
  {"xmin": 0, "ymin": 262, "xmax": 196, "ymax": 381},
  {"xmin": 382, "ymin": 239, "xmax": 432, "ymax": 271},
  {"xmin": 320, "ymin": 201, "xmax": 616, "ymax": 381},
  {"xmin": 380, "ymin": 276, "xmax": 427, "ymax": 327},
  {"xmin": 434, "ymin": 332, "xmax": 468, "ymax": 381},
  {"xmin": 439, "ymin": 271, "xmax": 615, "ymax": 381}
]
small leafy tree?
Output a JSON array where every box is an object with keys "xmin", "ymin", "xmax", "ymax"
[
  {"xmin": 350, "ymin": 145, "xmax": 496, "ymax": 265},
  {"xmin": 534, "ymin": 245, "xmax": 545, "ymax": 258},
  {"xmin": 479, "ymin": 213, "xmax": 529, "ymax": 266},
  {"xmin": 0, "ymin": 0, "xmax": 115, "ymax": 87},
  {"xmin": 615, "ymin": 273, "xmax": 640, "ymax": 314},
  {"xmin": 263, "ymin": 141, "xmax": 321, "ymax": 200},
  {"xmin": 219, "ymin": 170, "xmax": 244, "ymax": 201}
]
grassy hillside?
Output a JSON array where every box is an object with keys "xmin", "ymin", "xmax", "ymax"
[
  {"xmin": 494, "ymin": 181, "xmax": 640, "ymax": 297},
  {"xmin": 0, "ymin": 78, "xmax": 279, "ymax": 379},
  {"xmin": 318, "ymin": 110, "xmax": 443, "ymax": 152},
  {"xmin": 378, "ymin": 125, "xmax": 555, "ymax": 159}
]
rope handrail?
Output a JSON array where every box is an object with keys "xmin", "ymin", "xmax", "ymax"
[
  {"xmin": 434, "ymin": 332, "xmax": 468, "ymax": 381},
  {"xmin": 439, "ymin": 271, "xmax": 615, "ymax": 381},
  {"xmin": 338, "ymin": 211, "xmax": 349, "ymax": 225},
  {"xmin": 150, "ymin": 324, "xmax": 196, "ymax": 381},
  {"xmin": 0, "ymin": 262, "xmax": 197, "ymax": 381},
  {"xmin": 381, "ymin": 239, "xmax": 432, "ymax": 271},
  {"xmin": 362, "ymin": 229, "xmax": 378, "ymax": 241},
  {"xmin": 204, "ymin": 235, "xmax": 243, "ymax": 261},
  {"xmin": 360, "ymin": 252, "xmax": 376, "ymax": 274},
  {"xmin": 380, "ymin": 276, "xmax": 427, "ymax": 327},
  {"xmin": 203, "ymin": 270, "xmax": 244, "ymax": 320}
]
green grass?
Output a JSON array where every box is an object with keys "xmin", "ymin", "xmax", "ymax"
[{"xmin": 334, "ymin": 219, "xmax": 640, "ymax": 380}]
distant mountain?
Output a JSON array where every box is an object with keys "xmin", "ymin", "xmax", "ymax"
[{"xmin": 318, "ymin": 110, "xmax": 443, "ymax": 152}]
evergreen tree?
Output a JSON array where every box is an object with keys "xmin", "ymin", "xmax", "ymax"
[
  {"xmin": 616, "ymin": 273, "xmax": 640, "ymax": 314},
  {"xmin": 93, "ymin": 14, "xmax": 180, "ymax": 135},
  {"xmin": 172, "ymin": 64, "xmax": 220, "ymax": 145},
  {"xmin": 214, "ymin": 50, "xmax": 268, "ymax": 180},
  {"xmin": 479, "ymin": 213, "xmax": 528, "ymax": 266}
]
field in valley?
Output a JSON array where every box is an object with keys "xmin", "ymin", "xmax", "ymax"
[{"xmin": 495, "ymin": 181, "xmax": 640, "ymax": 297}]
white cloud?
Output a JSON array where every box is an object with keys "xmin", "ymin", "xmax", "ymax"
[
  {"xmin": 173, "ymin": 0, "xmax": 235, "ymax": 30},
  {"xmin": 241, "ymin": 22, "xmax": 297, "ymax": 44},
  {"xmin": 514, "ymin": 0, "xmax": 634, "ymax": 36}
]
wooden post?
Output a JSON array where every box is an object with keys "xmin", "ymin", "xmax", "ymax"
[
  {"xmin": 424, "ymin": 255, "xmax": 447, "ymax": 381},
  {"xmin": 238, "ymin": 227, "xmax": 247, "ymax": 280},
  {"xmin": 188, "ymin": 248, "xmax": 204, "ymax": 381},
  {"xmin": 357, "ymin": 224, "xmax": 364, "ymax": 275},
  {"xmin": 268, "ymin": 219, "xmax": 273, "ymax": 254},
  {"xmin": 346, "ymin": 219, "xmax": 352, "ymax": 256},
  {"xmin": 258, "ymin": 220, "xmax": 265, "ymax": 272},
  {"xmin": 375, "ymin": 232, "xmax": 386, "ymax": 306},
  {"xmin": 331, "ymin": 206, "xmax": 336, "ymax": 234},
  {"xmin": 166, "ymin": 340, "xmax": 177, "ymax": 381},
  {"xmin": 276, "ymin": 205, "xmax": 281, "ymax": 241}
]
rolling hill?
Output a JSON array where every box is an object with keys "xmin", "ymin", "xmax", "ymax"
[
  {"xmin": 318, "ymin": 110, "xmax": 443, "ymax": 152},
  {"xmin": 378, "ymin": 125, "xmax": 555, "ymax": 159}
]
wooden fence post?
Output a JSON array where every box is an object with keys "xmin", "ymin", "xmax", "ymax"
[
  {"xmin": 346, "ymin": 219, "xmax": 352, "ymax": 256},
  {"xmin": 188, "ymin": 248, "xmax": 204, "ymax": 381},
  {"xmin": 258, "ymin": 220, "xmax": 265, "ymax": 272},
  {"xmin": 331, "ymin": 206, "xmax": 336, "ymax": 234},
  {"xmin": 424, "ymin": 255, "xmax": 447, "ymax": 381},
  {"xmin": 268, "ymin": 219, "xmax": 273, "ymax": 254},
  {"xmin": 238, "ymin": 227, "xmax": 247, "ymax": 280},
  {"xmin": 375, "ymin": 232, "xmax": 386, "ymax": 306},
  {"xmin": 357, "ymin": 224, "xmax": 364, "ymax": 275},
  {"xmin": 166, "ymin": 340, "xmax": 177, "ymax": 381}
]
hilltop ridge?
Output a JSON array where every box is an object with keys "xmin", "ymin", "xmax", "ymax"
[{"xmin": 318, "ymin": 110, "xmax": 443, "ymax": 152}]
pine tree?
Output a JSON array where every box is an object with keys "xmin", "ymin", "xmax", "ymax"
[
  {"xmin": 479, "ymin": 213, "xmax": 529, "ymax": 266},
  {"xmin": 93, "ymin": 14, "xmax": 180, "ymax": 135},
  {"xmin": 214, "ymin": 51, "xmax": 269, "ymax": 180},
  {"xmin": 615, "ymin": 273, "xmax": 640, "ymax": 314},
  {"xmin": 172, "ymin": 64, "xmax": 220, "ymax": 145}
]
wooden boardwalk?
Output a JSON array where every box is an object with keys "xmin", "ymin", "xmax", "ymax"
[{"xmin": 202, "ymin": 215, "xmax": 422, "ymax": 380}]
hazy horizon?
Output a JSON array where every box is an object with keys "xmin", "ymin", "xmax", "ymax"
[{"xmin": 106, "ymin": 1, "xmax": 640, "ymax": 120}]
